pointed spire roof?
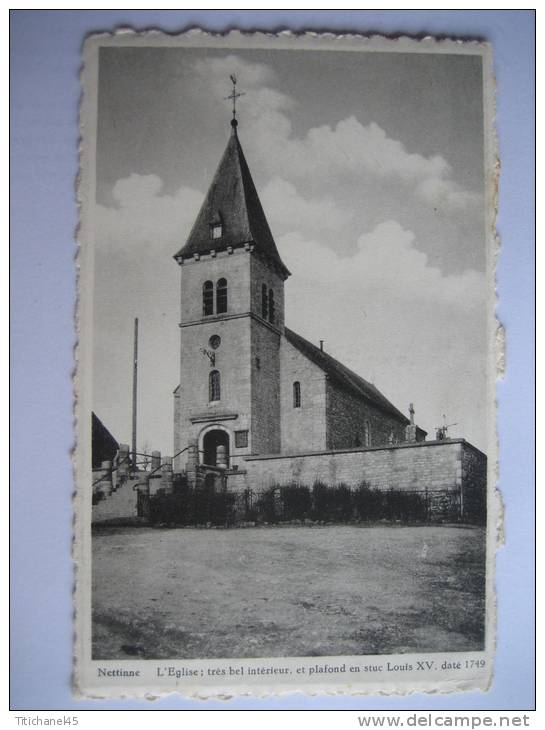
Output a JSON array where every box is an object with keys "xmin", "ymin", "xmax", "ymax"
[{"xmin": 174, "ymin": 121, "xmax": 290, "ymax": 279}]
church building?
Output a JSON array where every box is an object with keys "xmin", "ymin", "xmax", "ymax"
[
  {"xmin": 92, "ymin": 99, "xmax": 487, "ymax": 526},
  {"xmin": 172, "ymin": 114, "xmax": 426, "ymax": 471}
]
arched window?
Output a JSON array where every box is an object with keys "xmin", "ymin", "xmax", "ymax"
[
  {"xmin": 216, "ymin": 278, "xmax": 227, "ymax": 314},
  {"xmin": 268, "ymin": 288, "xmax": 275, "ymax": 324},
  {"xmin": 293, "ymin": 381, "xmax": 301, "ymax": 408},
  {"xmin": 261, "ymin": 283, "xmax": 268, "ymax": 319},
  {"xmin": 203, "ymin": 281, "xmax": 214, "ymax": 316},
  {"xmin": 209, "ymin": 370, "xmax": 221, "ymax": 402}
]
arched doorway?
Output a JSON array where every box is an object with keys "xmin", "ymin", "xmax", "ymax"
[{"xmin": 202, "ymin": 428, "xmax": 230, "ymax": 467}]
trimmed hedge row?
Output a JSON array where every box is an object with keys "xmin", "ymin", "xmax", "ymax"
[
  {"xmin": 254, "ymin": 481, "xmax": 430, "ymax": 524},
  {"xmin": 149, "ymin": 478, "xmax": 443, "ymax": 526}
]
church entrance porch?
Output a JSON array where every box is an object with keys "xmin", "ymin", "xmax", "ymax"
[{"xmin": 202, "ymin": 428, "xmax": 230, "ymax": 467}]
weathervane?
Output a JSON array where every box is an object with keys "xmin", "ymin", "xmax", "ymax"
[
  {"xmin": 224, "ymin": 74, "xmax": 245, "ymax": 124},
  {"xmin": 435, "ymin": 414, "xmax": 458, "ymax": 441}
]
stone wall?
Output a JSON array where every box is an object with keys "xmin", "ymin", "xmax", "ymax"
[
  {"xmin": 92, "ymin": 441, "xmax": 487, "ymax": 524},
  {"xmin": 92, "ymin": 449, "xmax": 174, "ymax": 524},
  {"xmin": 178, "ymin": 248, "xmax": 252, "ymax": 324},
  {"xmin": 250, "ymin": 319, "xmax": 282, "ymax": 455},
  {"xmin": 177, "ymin": 314, "xmax": 252, "ymax": 462},
  {"xmin": 326, "ymin": 381, "xmax": 407, "ymax": 450},
  {"xmin": 92, "ymin": 474, "xmax": 142, "ymax": 523},
  {"xmin": 176, "ymin": 250, "xmax": 253, "ymax": 467},
  {"xmin": 461, "ymin": 441, "xmax": 488, "ymax": 523},
  {"xmin": 248, "ymin": 254, "xmax": 285, "ymax": 455},
  {"xmin": 250, "ymin": 253, "xmax": 285, "ymax": 331},
  {"xmin": 280, "ymin": 337, "xmax": 327, "ymax": 453},
  {"xmin": 238, "ymin": 439, "xmax": 486, "ymax": 500},
  {"xmin": 175, "ymin": 249, "xmax": 287, "ymax": 466}
]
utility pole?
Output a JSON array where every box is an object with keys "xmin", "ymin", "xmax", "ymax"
[{"xmin": 131, "ymin": 317, "xmax": 138, "ymax": 470}]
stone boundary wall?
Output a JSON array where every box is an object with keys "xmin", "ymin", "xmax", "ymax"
[
  {"xmin": 92, "ymin": 440, "xmax": 487, "ymax": 524},
  {"xmin": 237, "ymin": 439, "xmax": 486, "ymax": 498}
]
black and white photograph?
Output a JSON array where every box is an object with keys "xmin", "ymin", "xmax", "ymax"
[{"xmin": 76, "ymin": 31, "xmax": 496, "ymax": 697}]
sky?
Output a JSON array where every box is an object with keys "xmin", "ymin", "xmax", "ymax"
[{"xmin": 92, "ymin": 45, "xmax": 488, "ymax": 455}]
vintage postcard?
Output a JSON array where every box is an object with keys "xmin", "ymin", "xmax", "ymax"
[{"xmin": 74, "ymin": 30, "xmax": 499, "ymax": 698}]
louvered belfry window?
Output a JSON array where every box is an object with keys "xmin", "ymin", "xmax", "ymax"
[
  {"xmin": 261, "ymin": 283, "xmax": 268, "ymax": 319},
  {"xmin": 268, "ymin": 288, "xmax": 275, "ymax": 324},
  {"xmin": 217, "ymin": 278, "xmax": 228, "ymax": 314},
  {"xmin": 203, "ymin": 280, "xmax": 214, "ymax": 316},
  {"xmin": 209, "ymin": 370, "xmax": 221, "ymax": 402}
]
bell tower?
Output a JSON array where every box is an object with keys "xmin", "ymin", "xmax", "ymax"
[{"xmin": 173, "ymin": 83, "xmax": 290, "ymax": 468}]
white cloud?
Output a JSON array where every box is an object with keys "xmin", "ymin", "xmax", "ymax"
[
  {"xmin": 415, "ymin": 176, "xmax": 480, "ymax": 211},
  {"xmin": 261, "ymin": 177, "xmax": 349, "ymax": 235},
  {"xmin": 279, "ymin": 221, "xmax": 485, "ymax": 312},
  {"xmin": 193, "ymin": 56, "xmax": 480, "ymax": 215},
  {"xmin": 193, "ymin": 54, "xmax": 280, "ymax": 96},
  {"xmin": 277, "ymin": 221, "xmax": 487, "ymax": 449},
  {"xmin": 99, "ymin": 174, "xmax": 203, "ymax": 257},
  {"xmin": 93, "ymin": 175, "xmax": 204, "ymax": 452}
]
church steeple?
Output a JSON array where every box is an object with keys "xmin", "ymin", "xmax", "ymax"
[{"xmin": 174, "ymin": 96, "xmax": 290, "ymax": 280}]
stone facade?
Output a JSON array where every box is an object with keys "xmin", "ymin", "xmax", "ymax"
[
  {"xmin": 280, "ymin": 337, "xmax": 327, "ymax": 453},
  {"xmin": 326, "ymin": 381, "xmax": 407, "ymax": 450},
  {"xmin": 249, "ymin": 255, "xmax": 284, "ymax": 456},
  {"xmin": 250, "ymin": 319, "xmax": 282, "ymax": 455},
  {"xmin": 174, "ymin": 249, "xmax": 283, "ymax": 468}
]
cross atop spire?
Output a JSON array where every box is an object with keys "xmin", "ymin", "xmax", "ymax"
[{"xmin": 224, "ymin": 74, "xmax": 245, "ymax": 130}]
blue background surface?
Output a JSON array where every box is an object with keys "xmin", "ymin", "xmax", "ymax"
[{"xmin": 10, "ymin": 10, "xmax": 535, "ymax": 711}]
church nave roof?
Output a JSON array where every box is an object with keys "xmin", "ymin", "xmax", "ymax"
[{"xmin": 284, "ymin": 327, "xmax": 410, "ymax": 425}]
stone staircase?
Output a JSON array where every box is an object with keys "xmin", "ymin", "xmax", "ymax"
[{"xmin": 92, "ymin": 475, "xmax": 144, "ymax": 524}]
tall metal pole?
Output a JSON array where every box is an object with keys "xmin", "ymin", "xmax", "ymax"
[{"xmin": 131, "ymin": 317, "xmax": 138, "ymax": 470}]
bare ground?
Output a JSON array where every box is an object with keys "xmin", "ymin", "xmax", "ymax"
[{"xmin": 92, "ymin": 524, "xmax": 486, "ymax": 660}]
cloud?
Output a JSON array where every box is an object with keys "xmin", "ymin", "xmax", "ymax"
[
  {"xmin": 98, "ymin": 174, "xmax": 203, "ymax": 258},
  {"xmin": 112, "ymin": 173, "xmax": 164, "ymax": 206},
  {"xmin": 261, "ymin": 177, "xmax": 349, "ymax": 235},
  {"xmin": 279, "ymin": 220, "xmax": 485, "ymax": 312},
  {"xmin": 275, "ymin": 222, "xmax": 486, "ymax": 449},
  {"xmin": 258, "ymin": 116, "xmax": 480, "ymax": 214},
  {"xmin": 193, "ymin": 54, "xmax": 280, "ymax": 95},
  {"xmin": 415, "ymin": 176, "xmax": 480, "ymax": 212},
  {"xmin": 192, "ymin": 56, "xmax": 481, "ymax": 216},
  {"xmin": 92, "ymin": 175, "xmax": 204, "ymax": 452}
]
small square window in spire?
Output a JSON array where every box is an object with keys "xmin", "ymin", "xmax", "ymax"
[{"xmin": 211, "ymin": 224, "xmax": 222, "ymax": 240}]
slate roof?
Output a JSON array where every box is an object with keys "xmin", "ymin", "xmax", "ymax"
[
  {"xmin": 284, "ymin": 327, "xmax": 410, "ymax": 425},
  {"xmin": 174, "ymin": 122, "xmax": 290, "ymax": 279}
]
